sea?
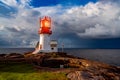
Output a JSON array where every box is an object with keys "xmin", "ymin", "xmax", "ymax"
[{"xmin": 0, "ymin": 48, "xmax": 120, "ymax": 66}]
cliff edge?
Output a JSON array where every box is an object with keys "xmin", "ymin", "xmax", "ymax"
[
  {"xmin": 0, "ymin": 52, "xmax": 120, "ymax": 80},
  {"xmin": 24, "ymin": 52, "xmax": 120, "ymax": 80}
]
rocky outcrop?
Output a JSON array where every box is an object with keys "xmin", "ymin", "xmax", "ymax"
[
  {"xmin": 0, "ymin": 53, "xmax": 25, "ymax": 63},
  {"xmin": 67, "ymin": 71, "xmax": 106, "ymax": 80},
  {"xmin": 5, "ymin": 53, "xmax": 24, "ymax": 59},
  {"xmin": 0, "ymin": 52, "xmax": 120, "ymax": 80},
  {"xmin": 0, "ymin": 54, "xmax": 6, "ymax": 59},
  {"xmin": 67, "ymin": 70, "xmax": 120, "ymax": 80},
  {"xmin": 24, "ymin": 52, "xmax": 120, "ymax": 80}
]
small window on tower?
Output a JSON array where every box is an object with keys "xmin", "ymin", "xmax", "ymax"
[{"xmin": 51, "ymin": 48, "xmax": 54, "ymax": 50}]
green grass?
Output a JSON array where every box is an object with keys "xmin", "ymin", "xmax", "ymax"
[{"xmin": 0, "ymin": 63, "xmax": 68, "ymax": 80}]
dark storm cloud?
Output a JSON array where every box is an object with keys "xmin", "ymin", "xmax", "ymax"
[
  {"xmin": 87, "ymin": 38, "xmax": 120, "ymax": 48},
  {"xmin": 50, "ymin": 2, "xmax": 120, "ymax": 39},
  {"xmin": 31, "ymin": 10, "xmax": 40, "ymax": 17},
  {"xmin": 1, "ymin": 0, "xmax": 120, "ymax": 48},
  {"xmin": 6, "ymin": 27, "xmax": 20, "ymax": 33},
  {"xmin": 0, "ymin": 38, "xmax": 11, "ymax": 47}
]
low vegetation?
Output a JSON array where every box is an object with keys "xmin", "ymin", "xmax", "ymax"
[
  {"xmin": 0, "ymin": 63, "xmax": 68, "ymax": 80},
  {"xmin": 1, "ymin": 52, "xmax": 120, "ymax": 80}
]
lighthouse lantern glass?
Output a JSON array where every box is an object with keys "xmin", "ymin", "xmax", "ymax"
[
  {"xmin": 40, "ymin": 21, "xmax": 43, "ymax": 27},
  {"xmin": 44, "ymin": 20, "xmax": 50, "ymax": 27},
  {"xmin": 39, "ymin": 16, "xmax": 52, "ymax": 34}
]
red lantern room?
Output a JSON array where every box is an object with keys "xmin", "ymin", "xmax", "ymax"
[{"xmin": 38, "ymin": 16, "xmax": 52, "ymax": 34}]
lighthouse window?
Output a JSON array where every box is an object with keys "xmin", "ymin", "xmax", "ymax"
[{"xmin": 51, "ymin": 48, "xmax": 54, "ymax": 50}]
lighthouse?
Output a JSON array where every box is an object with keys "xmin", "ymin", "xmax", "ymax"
[
  {"xmin": 32, "ymin": 16, "xmax": 58, "ymax": 54},
  {"xmin": 38, "ymin": 16, "xmax": 52, "ymax": 52}
]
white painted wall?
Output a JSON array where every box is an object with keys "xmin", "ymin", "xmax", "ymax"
[
  {"xmin": 39, "ymin": 34, "xmax": 51, "ymax": 52},
  {"xmin": 50, "ymin": 40, "xmax": 58, "ymax": 52}
]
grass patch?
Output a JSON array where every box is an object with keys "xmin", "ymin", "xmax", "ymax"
[{"xmin": 0, "ymin": 63, "xmax": 68, "ymax": 80}]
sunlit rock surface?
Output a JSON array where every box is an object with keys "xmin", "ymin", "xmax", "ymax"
[
  {"xmin": 0, "ymin": 52, "xmax": 120, "ymax": 80},
  {"xmin": 24, "ymin": 52, "xmax": 120, "ymax": 80}
]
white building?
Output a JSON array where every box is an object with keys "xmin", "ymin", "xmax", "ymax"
[
  {"xmin": 50, "ymin": 40, "xmax": 58, "ymax": 52},
  {"xmin": 32, "ymin": 16, "xmax": 58, "ymax": 54}
]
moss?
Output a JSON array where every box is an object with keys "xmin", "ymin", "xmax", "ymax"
[{"xmin": 0, "ymin": 63, "xmax": 68, "ymax": 80}]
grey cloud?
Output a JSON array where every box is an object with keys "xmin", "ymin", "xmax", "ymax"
[
  {"xmin": 49, "ymin": 2, "xmax": 120, "ymax": 39},
  {"xmin": 1, "ymin": 0, "xmax": 120, "ymax": 47},
  {"xmin": 31, "ymin": 10, "xmax": 41, "ymax": 17},
  {"xmin": 6, "ymin": 27, "xmax": 20, "ymax": 33}
]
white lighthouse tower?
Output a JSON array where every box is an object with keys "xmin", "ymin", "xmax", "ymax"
[
  {"xmin": 38, "ymin": 16, "xmax": 52, "ymax": 52},
  {"xmin": 32, "ymin": 16, "xmax": 58, "ymax": 54}
]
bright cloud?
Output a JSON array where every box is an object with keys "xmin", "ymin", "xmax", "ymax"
[{"xmin": 0, "ymin": 0, "xmax": 120, "ymax": 47}]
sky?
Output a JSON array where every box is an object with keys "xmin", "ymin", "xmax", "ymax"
[{"xmin": 0, "ymin": 0, "xmax": 120, "ymax": 48}]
